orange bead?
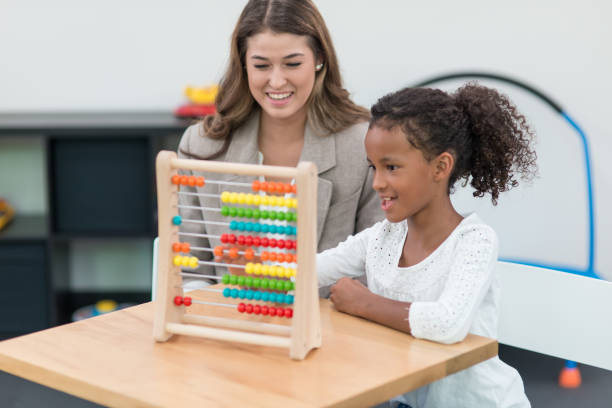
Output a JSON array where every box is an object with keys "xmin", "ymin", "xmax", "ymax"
[
  {"xmin": 229, "ymin": 247, "xmax": 239, "ymax": 259},
  {"xmin": 275, "ymin": 183, "xmax": 284, "ymax": 193},
  {"xmin": 196, "ymin": 176, "xmax": 205, "ymax": 187},
  {"xmin": 252, "ymin": 180, "xmax": 261, "ymax": 191},
  {"xmin": 290, "ymin": 254, "xmax": 296, "ymax": 263},
  {"xmin": 172, "ymin": 242, "xmax": 181, "ymax": 252},
  {"xmin": 244, "ymin": 248, "xmax": 255, "ymax": 260},
  {"xmin": 171, "ymin": 175, "xmax": 181, "ymax": 185},
  {"xmin": 214, "ymin": 246, "xmax": 224, "ymax": 257},
  {"xmin": 283, "ymin": 183, "xmax": 292, "ymax": 193},
  {"xmin": 180, "ymin": 242, "xmax": 190, "ymax": 253},
  {"xmin": 268, "ymin": 252, "xmax": 277, "ymax": 262},
  {"xmin": 260, "ymin": 251, "xmax": 269, "ymax": 261},
  {"xmin": 187, "ymin": 176, "xmax": 197, "ymax": 186},
  {"xmin": 267, "ymin": 182, "xmax": 276, "ymax": 193},
  {"xmin": 291, "ymin": 184, "xmax": 297, "ymax": 194},
  {"xmin": 179, "ymin": 175, "xmax": 189, "ymax": 185},
  {"xmin": 259, "ymin": 181, "xmax": 269, "ymax": 192},
  {"xmin": 276, "ymin": 253, "xmax": 285, "ymax": 263}
]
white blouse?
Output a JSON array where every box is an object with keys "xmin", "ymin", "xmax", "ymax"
[{"xmin": 317, "ymin": 213, "xmax": 530, "ymax": 408}]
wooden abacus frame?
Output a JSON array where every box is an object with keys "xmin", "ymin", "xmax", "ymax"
[{"xmin": 153, "ymin": 150, "xmax": 321, "ymax": 360}]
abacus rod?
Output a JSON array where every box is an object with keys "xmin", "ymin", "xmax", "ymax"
[
  {"xmin": 175, "ymin": 178, "xmax": 253, "ymax": 188},
  {"xmin": 165, "ymin": 323, "xmax": 292, "ymax": 348},
  {"xmin": 177, "ymin": 204, "xmax": 221, "ymax": 212},
  {"xmin": 181, "ymin": 315, "xmax": 291, "ymax": 336},
  {"xmin": 177, "ymin": 192, "xmax": 219, "ymax": 199},
  {"xmin": 180, "ymin": 272, "xmax": 222, "ymax": 280},
  {"xmin": 178, "ymin": 232, "xmax": 219, "ymax": 239},
  {"xmin": 192, "ymin": 299, "xmax": 236, "ymax": 308},
  {"xmin": 171, "ymin": 158, "xmax": 298, "ymax": 179}
]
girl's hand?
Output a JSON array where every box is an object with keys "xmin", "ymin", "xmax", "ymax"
[{"xmin": 329, "ymin": 277, "xmax": 371, "ymax": 317}]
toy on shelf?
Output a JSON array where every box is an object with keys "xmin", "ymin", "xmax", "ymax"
[
  {"xmin": 153, "ymin": 151, "xmax": 321, "ymax": 360},
  {"xmin": 174, "ymin": 85, "xmax": 218, "ymax": 118},
  {"xmin": 0, "ymin": 198, "xmax": 15, "ymax": 231}
]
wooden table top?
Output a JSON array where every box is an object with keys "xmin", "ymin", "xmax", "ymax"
[{"xmin": 0, "ymin": 290, "xmax": 497, "ymax": 408}]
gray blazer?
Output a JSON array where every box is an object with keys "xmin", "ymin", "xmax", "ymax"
[{"xmin": 177, "ymin": 112, "xmax": 383, "ymax": 283}]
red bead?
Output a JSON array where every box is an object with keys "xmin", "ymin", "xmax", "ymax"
[
  {"xmin": 290, "ymin": 240, "xmax": 297, "ymax": 249},
  {"xmin": 237, "ymin": 235, "xmax": 246, "ymax": 245},
  {"xmin": 277, "ymin": 239, "xmax": 286, "ymax": 249},
  {"xmin": 196, "ymin": 176, "xmax": 205, "ymax": 187},
  {"xmin": 261, "ymin": 306, "xmax": 269, "ymax": 315},
  {"xmin": 245, "ymin": 304, "xmax": 254, "ymax": 314},
  {"xmin": 285, "ymin": 308, "xmax": 293, "ymax": 318},
  {"xmin": 171, "ymin": 175, "xmax": 181, "ymax": 185},
  {"xmin": 228, "ymin": 234, "xmax": 237, "ymax": 244},
  {"xmin": 220, "ymin": 233, "xmax": 228, "ymax": 243},
  {"xmin": 253, "ymin": 305, "xmax": 261, "ymax": 314},
  {"xmin": 174, "ymin": 296, "xmax": 183, "ymax": 306},
  {"xmin": 183, "ymin": 297, "xmax": 192, "ymax": 306},
  {"xmin": 269, "ymin": 307, "xmax": 277, "ymax": 316},
  {"xmin": 269, "ymin": 238, "xmax": 277, "ymax": 248},
  {"xmin": 237, "ymin": 303, "xmax": 246, "ymax": 313},
  {"xmin": 261, "ymin": 237, "xmax": 269, "ymax": 247},
  {"xmin": 252, "ymin": 180, "xmax": 261, "ymax": 191},
  {"xmin": 245, "ymin": 236, "xmax": 253, "ymax": 246},
  {"xmin": 252, "ymin": 237, "xmax": 261, "ymax": 247}
]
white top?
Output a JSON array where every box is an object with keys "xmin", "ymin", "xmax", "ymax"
[{"xmin": 317, "ymin": 213, "xmax": 530, "ymax": 408}]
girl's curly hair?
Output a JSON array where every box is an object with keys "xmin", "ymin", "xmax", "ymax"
[{"xmin": 369, "ymin": 83, "xmax": 537, "ymax": 205}]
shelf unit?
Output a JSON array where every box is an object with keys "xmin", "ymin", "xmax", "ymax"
[{"xmin": 0, "ymin": 113, "xmax": 190, "ymax": 338}]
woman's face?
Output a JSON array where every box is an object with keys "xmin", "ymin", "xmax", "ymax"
[{"xmin": 245, "ymin": 30, "xmax": 319, "ymax": 124}]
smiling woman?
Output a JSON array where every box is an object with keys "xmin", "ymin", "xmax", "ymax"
[{"xmin": 176, "ymin": 0, "xmax": 383, "ymax": 282}]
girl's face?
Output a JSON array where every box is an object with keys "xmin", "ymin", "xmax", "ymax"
[
  {"xmin": 245, "ymin": 30, "xmax": 319, "ymax": 124},
  {"xmin": 365, "ymin": 126, "xmax": 439, "ymax": 223}
]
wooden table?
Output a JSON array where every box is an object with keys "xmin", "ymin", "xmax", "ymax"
[{"xmin": 0, "ymin": 290, "xmax": 497, "ymax": 408}]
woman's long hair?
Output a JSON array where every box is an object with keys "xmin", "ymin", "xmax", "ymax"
[{"xmin": 193, "ymin": 0, "xmax": 369, "ymax": 159}]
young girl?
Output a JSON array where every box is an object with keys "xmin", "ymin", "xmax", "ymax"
[{"xmin": 317, "ymin": 84, "xmax": 537, "ymax": 407}]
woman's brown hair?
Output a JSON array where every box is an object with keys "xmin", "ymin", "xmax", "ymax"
[
  {"xmin": 370, "ymin": 84, "xmax": 538, "ymax": 205},
  {"xmin": 192, "ymin": 0, "xmax": 370, "ymax": 159}
]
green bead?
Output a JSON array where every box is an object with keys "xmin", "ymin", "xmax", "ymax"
[
  {"xmin": 261, "ymin": 210, "xmax": 269, "ymax": 219},
  {"xmin": 245, "ymin": 208, "xmax": 253, "ymax": 218},
  {"xmin": 237, "ymin": 276, "xmax": 246, "ymax": 286},
  {"xmin": 268, "ymin": 280, "xmax": 277, "ymax": 290},
  {"xmin": 269, "ymin": 211, "xmax": 277, "ymax": 220},
  {"xmin": 222, "ymin": 274, "xmax": 230, "ymax": 284},
  {"xmin": 277, "ymin": 212, "xmax": 286, "ymax": 221},
  {"xmin": 283, "ymin": 280, "xmax": 292, "ymax": 291},
  {"xmin": 221, "ymin": 206, "xmax": 230, "ymax": 216},
  {"xmin": 253, "ymin": 278, "xmax": 261, "ymax": 288},
  {"xmin": 229, "ymin": 207, "xmax": 237, "ymax": 217},
  {"xmin": 237, "ymin": 207, "xmax": 245, "ymax": 217},
  {"xmin": 245, "ymin": 276, "xmax": 253, "ymax": 287},
  {"xmin": 261, "ymin": 279, "xmax": 269, "ymax": 289},
  {"xmin": 252, "ymin": 209, "xmax": 261, "ymax": 219},
  {"xmin": 229, "ymin": 275, "xmax": 238, "ymax": 285}
]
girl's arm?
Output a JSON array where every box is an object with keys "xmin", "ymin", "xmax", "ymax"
[{"xmin": 317, "ymin": 222, "xmax": 381, "ymax": 287}]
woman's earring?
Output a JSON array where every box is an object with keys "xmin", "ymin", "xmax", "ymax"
[{"xmin": 315, "ymin": 63, "xmax": 324, "ymax": 71}]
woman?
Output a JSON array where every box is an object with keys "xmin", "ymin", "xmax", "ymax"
[{"xmin": 178, "ymin": 0, "xmax": 382, "ymax": 286}]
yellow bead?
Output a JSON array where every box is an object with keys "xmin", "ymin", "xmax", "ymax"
[
  {"xmin": 260, "ymin": 195, "xmax": 269, "ymax": 205},
  {"xmin": 245, "ymin": 262, "xmax": 254, "ymax": 274},
  {"xmin": 189, "ymin": 257, "xmax": 199, "ymax": 268},
  {"xmin": 269, "ymin": 196, "xmax": 278, "ymax": 206},
  {"xmin": 254, "ymin": 263, "xmax": 262, "ymax": 275},
  {"xmin": 229, "ymin": 192, "xmax": 239, "ymax": 203},
  {"xmin": 253, "ymin": 195, "xmax": 261, "ymax": 205},
  {"xmin": 290, "ymin": 268, "xmax": 297, "ymax": 277},
  {"xmin": 291, "ymin": 198, "xmax": 298, "ymax": 208},
  {"xmin": 181, "ymin": 257, "xmax": 190, "ymax": 266},
  {"xmin": 245, "ymin": 194, "xmax": 254, "ymax": 205},
  {"xmin": 220, "ymin": 191, "xmax": 230, "ymax": 202},
  {"xmin": 279, "ymin": 197, "xmax": 288, "ymax": 207},
  {"xmin": 261, "ymin": 265, "xmax": 270, "ymax": 276},
  {"xmin": 173, "ymin": 255, "xmax": 182, "ymax": 266},
  {"xmin": 238, "ymin": 192, "xmax": 247, "ymax": 204}
]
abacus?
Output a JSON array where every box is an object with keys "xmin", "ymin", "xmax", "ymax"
[{"xmin": 153, "ymin": 151, "xmax": 321, "ymax": 360}]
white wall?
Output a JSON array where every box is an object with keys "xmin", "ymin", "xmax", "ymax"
[{"xmin": 1, "ymin": 0, "xmax": 611, "ymax": 279}]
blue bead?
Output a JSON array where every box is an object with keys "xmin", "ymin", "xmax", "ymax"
[
  {"xmin": 261, "ymin": 224, "xmax": 269, "ymax": 233},
  {"xmin": 286, "ymin": 294, "xmax": 294, "ymax": 305},
  {"xmin": 229, "ymin": 220, "xmax": 238, "ymax": 230},
  {"xmin": 239, "ymin": 289, "xmax": 246, "ymax": 299},
  {"xmin": 254, "ymin": 291, "xmax": 262, "ymax": 301},
  {"xmin": 245, "ymin": 222, "xmax": 253, "ymax": 232},
  {"xmin": 231, "ymin": 289, "xmax": 239, "ymax": 298},
  {"xmin": 223, "ymin": 288, "xmax": 231, "ymax": 298},
  {"xmin": 172, "ymin": 215, "xmax": 182, "ymax": 225},
  {"xmin": 238, "ymin": 221, "xmax": 245, "ymax": 231},
  {"xmin": 253, "ymin": 223, "xmax": 261, "ymax": 232},
  {"xmin": 269, "ymin": 293, "xmax": 277, "ymax": 303},
  {"xmin": 277, "ymin": 294, "xmax": 286, "ymax": 304},
  {"xmin": 262, "ymin": 292, "xmax": 270, "ymax": 301},
  {"xmin": 269, "ymin": 225, "xmax": 277, "ymax": 233},
  {"xmin": 246, "ymin": 290, "xmax": 254, "ymax": 300}
]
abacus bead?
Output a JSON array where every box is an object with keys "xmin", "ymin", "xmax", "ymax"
[
  {"xmin": 245, "ymin": 236, "xmax": 253, "ymax": 246},
  {"xmin": 238, "ymin": 193, "xmax": 247, "ymax": 204},
  {"xmin": 246, "ymin": 290, "xmax": 254, "ymax": 300},
  {"xmin": 286, "ymin": 294, "xmax": 294, "ymax": 305},
  {"xmin": 253, "ymin": 263, "xmax": 262, "ymax": 275},
  {"xmin": 179, "ymin": 175, "xmax": 189, "ymax": 185},
  {"xmin": 261, "ymin": 265, "xmax": 270, "ymax": 276},
  {"xmin": 253, "ymin": 223, "xmax": 261, "ymax": 232},
  {"xmin": 261, "ymin": 279, "xmax": 269, "ymax": 289},
  {"xmin": 181, "ymin": 257, "xmax": 190, "ymax": 266},
  {"xmin": 245, "ymin": 208, "xmax": 253, "ymax": 218},
  {"xmin": 187, "ymin": 176, "xmax": 197, "ymax": 186},
  {"xmin": 245, "ymin": 304, "xmax": 253, "ymax": 314},
  {"xmin": 282, "ymin": 281, "xmax": 292, "ymax": 291},
  {"xmin": 259, "ymin": 182, "xmax": 268, "ymax": 192},
  {"xmin": 254, "ymin": 291, "xmax": 262, "ymax": 300},
  {"xmin": 261, "ymin": 305, "xmax": 269, "ymax": 315},
  {"xmin": 268, "ymin": 266, "xmax": 276, "ymax": 277},
  {"xmin": 277, "ymin": 293, "xmax": 286, "ymax": 303},
  {"xmin": 229, "ymin": 207, "xmax": 237, "ymax": 217},
  {"xmin": 229, "ymin": 220, "xmax": 238, "ymax": 230},
  {"xmin": 220, "ymin": 233, "xmax": 228, "ymax": 243},
  {"xmin": 253, "ymin": 236, "xmax": 261, "ymax": 246},
  {"xmin": 228, "ymin": 234, "xmax": 237, "ymax": 244},
  {"xmin": 253, "ymin": 304, "xmax": 261, "ymax": 314},
  {"xmin": 183, "ymin": 297, "xmax": 192, "ymax": 306},
  {"xmin": 268, "ymin": 280, "xmax": 277, "ymax": 290},
  {"xmin": 260, "ymin": 251, "xmax": 269, "ymax": 261},
  {"xmin": 245, "ymin": 194, "xmax": 254, "ymax": 205},
  {"xmin": 252, "ymin": 180, "xmax": 260, "ymax": 191},
  {"xmin": 236, "ymin": 207, "xmax": 245, "ymax": 217},
  {"xmin": 229, "ymin": 192, "xmax": 239, "ymax": 203},
  {"xmin": 261, "ymin": 224, "xmax": 269, "ymax": 233},
  {"xmin": 237, "ymin": 221, "xmax": 245, "ymax": 231},
  {"xmin": 283, "ymin": 184, "xmax": 292, "ymax": 193},
  {"xmin": 260, "ymin": 210, "xmax": 269, "ymax": 219},
  {"xmin": 229, "ymin": 247, "xmax": 239, "ymax": 259},
  {"xmin": 237, "ymin": 235, "xmax": 246, "ymax": 245},
  {"xmin": 237, "ymin": 303, "xmax": 246, "ymax": 313},
  {"xmin": 239, "ymin": 289, "xmax": 246, "ymax": 299},
  {"xmin": 237, "ymin": 276, "xmax": 246, "ymax": 286},
  {"xmin": 189, "ymin": 258, "xmax": 198, "ymax": 268},
  {"xmin": 244, "ymin": 248, "xmax": 254, "ymax": 260},
  {"xmin": 268, "ymin": 252, "xmax": 277, "ymax": 262},
  {"xmin": 245, "ymin": 276, "xmax": 253, "ymax": 287},
  {"xmin": 267, "ymin": 182, "xmax": 276, "ymax": 193},
  {"xmin": 214, "ymin": 246, "xmax": 224, "ymax": 257},
  {"xmin": 172, "ymin": 215, "xmax": 182, "ymax": 225},
  {"xmin": 276, "ymin": 253, "xmax": 285, "ymax": 263},
  {"xmin": 221, "ymin": 191, "xmax": 230, "ymax": 202},
  {"xmin": 222, "ymin": 274, "xmax": 230, "ymax": 284},
  {"xmin": 291, "ymin": 184, "xmax": 297, "ymax": 194},
  {"xmin": 261, "ymin": 237, "xmax": 269, "ymax": 247},
  {"xmin": 174, "ymin": 296, "xmax": 182, "ymax": 305},
  {"xmin": 269, "ymin": 238, "xmax": 278, "ymax": 248},
  {"xmin": 171, "ymin": 174, "xmax": 181, "ymax": 184},
  {"xmin": 275, "ymin": 183, "xmax": 285, "ymax": 193},
  {"xmin": 277, "ymin": 239, "xmax": 286, "ymax": 249},
  {"xmin": 269, "ymin": 307, "xmax": 277, "ymax": 316},
  {"xmin": 276, "ymin": 212, "xmax": 286, "ymax": 221},
  {"xmin": 172, "ymin": 242, "xmax": 181, "ymax": 252},
  {"xmin": 262, "ymin": 292, "xmax": 270, "ymax": 301},
  {"xmin": 223, "ymin": 288, "xmax": 231, "ymax": 297},
  {"xmin": 277, "ymin": 197, "xmax": 287, "ymax": 207},
  {"xmin": 284, "ymin": 308, "xmax": 293, "ymax": 318},
  {"xmin": 230, "ymin": 275, "xmax": 238, "ymax": 285},
  {"xmin": 253, "ymin": 195, "xmax": 261, "ymax": 205},
  {"xmin": 252, "ymin": 278, "xmax": 261, "ymax": 288},
  {"xmin": 268, "ymin": 196, "xmax": 278, "ymax": 206},
  {"xmin": 269, "ymin": 225, "xmax": 277, "ymax": 234},
  {"xmin": 231, "ymin": 288, "xmax": 239, "ymax": 298},
  {"xmin": 181, "ymin": 242, "xmax": 190, "ymax": 253},
  {"xmin": 269, "ymin": 293, "xmax": 277, "ymax": 303},
  {"xmin": 260, "ymin": 196, "xmax": 269, "ymax": 205},
  {"xmin": 245, "ymin": 222, "xmax": 253, "ymax": 232},
  {"xmin": 196, "ymin": 176, "xmax": 205, "ymax": 187},
  {"xmin": 252, "ymin": 209, "xmax": 261, "ymax": 219}
]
